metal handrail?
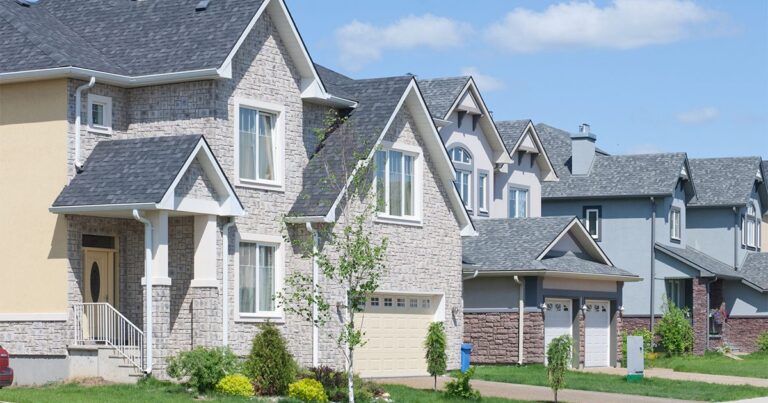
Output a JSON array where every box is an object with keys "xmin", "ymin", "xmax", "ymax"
[{"xmin": 72, "ymin": 302, "xmax": 145, "ymax": 372}]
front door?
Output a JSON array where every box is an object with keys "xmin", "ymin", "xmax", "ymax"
[{"xmin": 82, "ymin": 249, "xmax": 117, "ymax": 342}]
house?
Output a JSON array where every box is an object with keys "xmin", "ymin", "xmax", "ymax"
[
  {"xmin": 539, "ymin": 123, "xmax": 768, "ymax": 353},
  {"xmin": 418, "ymin": 78, "xmax": 640, "ymax": 367},
  {"xmin": 0, "ymin": 0, "xmax": 472, "ymax": 384},
  {"xmin": 763, "ymin": 161, "xmax": 768, "ymax": 251}
]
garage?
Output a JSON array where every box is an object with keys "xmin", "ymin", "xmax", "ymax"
[
  {"xmin": 543, "ymin": 298, "xmax": 573, "ymax": 364},
  {"xmin": 354, "ymin": 293, "xmax": 440, "ymax": 378},
  {"xmin": 584, "ymin": 300, "xmax": 610, "ymax": 367}
]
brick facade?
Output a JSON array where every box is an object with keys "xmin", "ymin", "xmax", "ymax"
[{"xmin": 722, "ymin": 317, "xmax": 768, "ymax": 352}]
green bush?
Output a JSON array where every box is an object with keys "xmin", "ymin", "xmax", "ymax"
[
  {"xmin": 166, "ymin": 347, "xmax": 240, "ymax": 394},
  {"xmin": 444, "ymin": 366, "xmax": 481, "ymax": 400},
  {"xmin": 656, "ymin": 299, "xmax": 694, "ymax": 355},
  {"xmin": 547, "ymin": 334, "xmax": 573, "ymax": 403},
  {"xmin": 215, "ymin": 373, "xmax": 254, "ymax": 397},
  {"xmin": 425, "ymin": 322, "xmax": 448, "ymax": 391},
  {"xmin": 302, "ymin": 366, "xmax": 379, "ymax": 402},
  {"xmin": 757, "ymin": 331, "xmax": 768, "ymax": 353},
  {"xmin": 288, "ymin": 378, "xmax": 328, "ymax": 403},
  {"xmin": 244, "ymin": 322, "xmax": 297, "ymax": 396},
  {"xmin": 621, "ymin": 328, "xmax": 654, "ymax": 365}
]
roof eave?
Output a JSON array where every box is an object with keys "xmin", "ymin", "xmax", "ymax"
[
  {"xmin": 0, "ymin": 66, "xmax": 223, "ymax": 87},
  {"xmin": 461, "ymin": 268, "xmax": 640, "ymax": 282}
]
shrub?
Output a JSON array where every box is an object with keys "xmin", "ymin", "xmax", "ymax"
[
  {"xmin": 425, "ymin": 322, "xmax": 448, "ymax": 391},
  {"xmin": 757, "ymin": 331, "xmax": 768, "ymax": 353},
  {"xmin": 656, "ymin": 299, "xmax": 694, "ymax": 355},
  {"xmin": 288, "ymin": 378, "xmax": 328, "ymax": 403},
  {"xmin": 244, "ymin": 322, "xmax": 297, "ymax": 396},
  {"xmin": 547, "ymin": 335, "xmax": 573, "ymax": 403},
  {"xmin": 166, "ymin": 347, "xmax": 240, "ymax": 394},
  {"xmin": 215, "ymin": 374, "xmax": 254, "ymax": 397},
  {"xmin": 444, "ymin": 366, "xmax": 481, "ymax": 400},
  {"xmin": 302, "ymin": 366, "xmax": 379, "ymax": 402},
  {"xmin": 621, "ymin": 328, "xmax": 654, "ymax": 366}
]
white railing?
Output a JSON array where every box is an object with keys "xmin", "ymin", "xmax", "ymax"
[{"xmin": 73, "ymin": 303, "xmax": 145, "ymax": 372}]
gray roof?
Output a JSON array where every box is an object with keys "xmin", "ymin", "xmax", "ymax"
[
  {"xmin": 463, "ymin": 217, "xmax": 636, "ymax": 277},
  {"xmin": 53, "ymin": 135, "xmax": 203, "ymax": 206},
  {"xmin": 740, "ymin": 253, "xmax": 768, "ymax": 291},
  {"xmin": 496, "ymin": 120, "xmax": 531, "ymax": 153},
  {"xmin": 0, "ymin": 0, "xmax": 264, "ymax": 76},
  {"xmin": 688, "ymin": 157, "xmax": 763, "ymax": 207},
  {"xmin": 654, "ymin": 243, "xmax": 739, "ymax": 279},
  {"xmin": 418, "ymin": 77, "xmax": 470, "ymax": 119},
  {"xmin": 537, "ymin": 123, "xmax": 689, "ymax": 199},
  {"xmin": 289, "ymin": 66, "xmax": 413, "ymax": 217}
]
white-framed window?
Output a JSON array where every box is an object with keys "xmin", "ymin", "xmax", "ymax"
[
  {"xmin": 370, "ymin": 297, "xmax": 380, "ymax": 307},
  {"xmin": 451, "ymin": 147, "xmax": 472, "ymax": 164},
  {"xmin": 744, "ymin": 202, "xmax": 760, "ymax": 248},
  {"xmin": 235, "ymin": 233, "xmax": 283, "ymax": 320},
  {"xmin": 384, "ymin": 298, "xmax": 393, "ymax": 307},
  {"xmin": 234, "ymin": 98, "xmax": 285, "ymax": 191},
  {"xmin": 584, "ymin": 207, "xmax": 601, "ymax": 240},
  {"xmin": 670, "ymin": 207, "xmax": 682, "ymax": 241},
  {"xmin": 87, "ymin": 94, "xmax": 112, "ymax": 134},
  {"xmin": 665, "ymin": 278, "xmax": 692, "ymax": 310},
  {"xmin": 455, "ymin": 170, "xmax": 472, "ymax": 210},
  {"xmin": 508, "ymin": 187, "xmax": 528, "ymax": 218},
  {"xmin": 421, "ymin": 299, "xmax": 431, "ymax": 309},
  {"xmin": 397, "ymin": 298, "xmax": 406, "ymax": 307},
  {"xmin": 375, "ymin": 142, "xmax": 422, "ymax": 222},
  {"xmin": 478, "ymin": 173, "xmax": 488, "ymax": 213},
  {"xmin": 409, "ymin": 298, "xmax": 418, "ymax": 308}
]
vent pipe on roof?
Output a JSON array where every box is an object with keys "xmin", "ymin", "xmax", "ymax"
[
  {"xmin": 571, "ymin": 123, "xmax": 596, "ymax": 176},
  {"xmin": 74, "ymin": 77, "xmax": 96, "ymax": 173}
]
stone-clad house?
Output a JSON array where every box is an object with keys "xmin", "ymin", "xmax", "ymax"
[
  {"xmin": 416, "ymin": 79, "xmax": 640, "ymax": 368},
  {"xmin": 538, "ymin": 124, "xmax": 768, "ymax": 353},
  {"xmin": 0, "ymin": 0, "xmax": 474, "ymax": 384}
]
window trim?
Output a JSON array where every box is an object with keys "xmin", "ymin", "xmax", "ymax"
[
  {"xmin": 508, "ymin": 186, "xmax": 529, "ymax": 218},
  {"xmin": 455, "ymin": 169, "xmax": 473, "ymax": 211},
  {"xmin": 234, "ymin": 232, "xmax": 284, "ymax": 322},
  {"xmin": 670, "ymin": 207, "xmax": 682, "ymax": 242},
  {"xmin": 477, "ymin": 171, "xmax": 489, "ymax": 214},
  {"xmin": 744, "ymin": 202, "xmax": 760, "ymax": 249},
  {"xmin": 233, "ymin": 98, "xmax": 286, "ymax": 192},
  {"xmin": 583, "ymin": 206, "xmax": 602, "ymax": 241},
  {"xmin": 87, "ymin": 94, "xmax": 113, "ymax": 134},
  {"xmin": 374, "ymin": 141, "xmax": 424, "ymax": 226}
]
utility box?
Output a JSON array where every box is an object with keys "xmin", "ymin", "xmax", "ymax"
[{"xmin": 626, "ymin": 336, "xmax": 644, "ymax": 382}]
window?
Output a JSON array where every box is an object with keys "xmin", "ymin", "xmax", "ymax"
[
  {"xmin": 87, "ymin": 94, "xmax": 112, "ymax": 134},
  {"xmin": 384, "ymin": 298, "xmax": 393, "ymax": 307},
  {"xmin": 422, "ymin": 299, "xmax": 431, "ymax": 309},
  {"xmin": 397, "ymin": 298, "xmax": 406, "ymax": 307},
  {"xmin": 451, "ymin": 147, "xmax": 472, "ymax": 164},
  {"xmin": 744, "ymin": 202, "xmax": 760, "ymax": 248},
  {"xmin": 235, "ymin": 99, "xmax": 284, "ymax": 190},
  {"xmin": 665, "ymin": 279, "xmax": 692, "ymax": 310},
  {"xmin": 409, "ymin": 298, "xmax": 418, "ymax": 308},
  {"xmin": 583, "ymin": 207, "xmax": 601, "ymax": 240},
  {"xmin": 238, "ymin": 243, "xmax": 276, "ymax": 315},
  {"xmin": 478, "ymin": 173, "xmax": 488, "ymax": 213},
  {"xmin": 375, "ymin": 145, "xmax": 420, "ymax": 219},
  {"xmin": 455, "ymin": 170, "xmax": 472, "ymax": 209},
  {"xmin": 370, "ymin": 297, "xmax": 380, "ymax": 307},
  {"xmin": 508, "ymin": 187, "xmax": 528, "ymax": 218},
  {"xmin": 670, "ymin": 207, "xmax": 682, "ymax": 241}
]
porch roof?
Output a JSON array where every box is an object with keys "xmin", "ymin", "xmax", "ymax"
[{"xmin": 51, "ymin": 135, "xmax": 244, "ymax": 217}]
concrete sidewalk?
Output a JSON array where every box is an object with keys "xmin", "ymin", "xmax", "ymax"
[
  {"xmin": 380, "ymin": 376, "xmax": 695, "ymax": 403},
  {"xmin": 580, "ymin": 367, "xmax": 768, "ymax": 388}
]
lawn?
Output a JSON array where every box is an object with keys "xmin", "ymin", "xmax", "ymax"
[
  {"xmin": 466, "ymin": 364, "xmax": 768, "ymax": 402},
  {"xmin": 651, "ymin": 352, "xmax": 768, "ymax": 379},
  {"xmin": 382, "ymin": 384, "xmax": 530, "ymax": 402}
]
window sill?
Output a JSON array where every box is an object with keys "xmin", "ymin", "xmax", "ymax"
[
  {"xmin": 87, "ymin": 126, "xmax": 112, "ymax": 135},
  {"xmin": 236, "ymin": 179, "xmax": 285, "ymax": 193},
  {"xmin": 235, "ymin": 314, "xmax": 285, "ymax": 323},
  {"xmin": 670, "ymin": 237, "xmax": 681, "ymax": 244},
  {"xmin": 374, "ymin": 214, "xmax": 423, "ymax": 227}
]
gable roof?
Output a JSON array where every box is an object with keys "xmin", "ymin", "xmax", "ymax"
[
  {"xmin": 51, "ymin": 135, "xmax": 244, "ymax": 216},
  {"xmin": 537, "ymin": 123, "xmax": 692, "ymax": 200},
  {"xmin": 688, "ymin": 157, "xmax": 766, "ymax": 208},
  {"xmin": 655, "ymin": 244, "xmax": 767, "ymax": 292},
  {"xmin": 741, "ymin": 253, "xmax": 768, "ymax": 291},
  {"xmin": 497, "ymin": 119, "xmax": 558, "ymax": 181},
  {"xmin": 463, "ymin": 217, "xmax": 637, "ymax": 280}
]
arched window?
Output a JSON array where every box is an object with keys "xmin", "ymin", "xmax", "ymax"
[
  {"xmin": 449, "ymin": 146, "xmax": 473, "ymax": 210},
  {"xmin": 451, "ymin": 147, "xmax": 472, "ymax": 164},
  {"xmin": 744, "ymin": 201, "xmax": 761, "ymax": 249}
]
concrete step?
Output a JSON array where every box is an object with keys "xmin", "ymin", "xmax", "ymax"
[{"xmin": 68, "ymin": 345, "xmax": 144, "ymax": 384}]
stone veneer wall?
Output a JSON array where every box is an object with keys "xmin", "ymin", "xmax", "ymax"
[{"xmin": 463, "ymin": 311, "xmax": 544, "ymax": 365}]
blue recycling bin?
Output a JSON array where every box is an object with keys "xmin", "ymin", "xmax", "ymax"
[{"xmin": 460, "ymin": 343, "xmax": 473, "ymax": 373}]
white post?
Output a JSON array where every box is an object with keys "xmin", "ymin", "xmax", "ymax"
[
  {"xmin": 132, "ymin": 209, "xmax": 153, "ymax": 373},
  {"xmin": 192, "ymin": 215, "xmax": 218, "ymax": 287},
  {"xmin": 221, "ymin": 218, "xmax": 235, "ymax": 346}
]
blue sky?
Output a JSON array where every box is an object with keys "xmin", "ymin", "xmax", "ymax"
[{"xmin": 288, "ymin": 0, "xmax": 767, "ymax": 159}]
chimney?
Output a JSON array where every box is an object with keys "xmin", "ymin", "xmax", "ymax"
[{"xmin": 571, "ymin": 123, "xmax": 596, "ymax": 175}]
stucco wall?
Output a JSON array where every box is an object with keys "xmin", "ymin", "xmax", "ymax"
[
  {"xmin": 493, "ymin": 151, "xmax": 544, "ymax": 218},
  {"xmin": 0, "ymin": 79, "xmax": 70, "ymax": 315},
  {"xmin": 687, "ymin": 207, "xmax": 738, "ymax": 267},
  {"xmin": 464, "ymin": 277, "xmax": 521, "ymax": 311}
]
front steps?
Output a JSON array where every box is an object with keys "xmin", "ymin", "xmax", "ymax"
[{"xmin": 68, "ymin": 345, "xmax": 144, "ymax": 383}]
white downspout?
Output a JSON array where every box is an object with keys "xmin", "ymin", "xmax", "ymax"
[
  {"xmin": 74, "ymin": 77, "xmax": 96, "ymax": 172},
  {"xmin": 132, "ymin": 209, "xmax": 153, "ymax": 374},
  {"xmin": 306, "ymin": 222, "xmax": 320, "ymax": 367},
  {"xmin": 222, "ymin": 218, "xmax": 235, "ymax": 346},
  {"xmin": 513, "ymin": 276, "xmax": 524, "ymax": 365}
]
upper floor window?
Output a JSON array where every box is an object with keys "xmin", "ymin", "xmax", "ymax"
[
  {"xmin": 670, "ymin": 207, "xmax": 682, "ymax": 242},
  {"xmin": 451, "ymin": 147, "xmax": 472, "ymax": 164},
  {"xmin": 478, "ymin": 173, "xmax": 488, "ymax": 213},
  {"xmin": 583, "ymin": 206, "xmax": 601, "ymax": 240},
  {"xmin": 235, "ymin": 98, "xmax": 285, "ymax": 191},
  {"xmin": 87, "ymin": 94, "xmax": 112, "ymax": 134},
  {"xmin": 455, "ymin": 170, "xmax": 472, "ymax": 210},
  {"xmin": 375, "ymin": 143, "xmax": 421, "ymax": 221},
  {"xmin": 509, "ymin": 187, "xmax": 528, "ymax": 218},
  {"xmin": 743, "ymin": 202, "xmax": 760, "ymax": 249}
]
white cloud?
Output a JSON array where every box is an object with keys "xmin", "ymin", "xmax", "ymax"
[
  {"xmin": 677, "ymin": 106, "xmax": 719, "ymax": 124},
  {"xmin": 336, "ymin": 15, "xmax": 472, "ymax": 70},
  {"xmin": 461, "ymin": 67, "xmax": 504, "ymax": 92},
  {"xmin": 485, "ymin": 0, "xmax": 716, "ymax": 53},
  {"xmin": 625, "ymin": 143, "xmax": 665, "ymax": 155}
]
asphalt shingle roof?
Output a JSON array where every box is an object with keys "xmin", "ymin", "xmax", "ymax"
[
  {"xmin": 654, "ymin": 243, "xmax": 739, "ymax": 278},
  {"xmin": 740, "ymin": 253, "xmax": 768, "ymax": 291},
  {"xmin": 537, "ymin": 123, "xmax": 688, "ymax": 199},
  {"xmin": 53, "ymin": 135, "xmax": 202, "ymax": 206},
  {"xmin": 0, "ymin": 0, "xmax": 265, "ymax": 76},
  {"xmin": 418, "ymin": 77, "xmax": 470, "ymax": 119},
  {"xmin": 289, "ymin": 66, "xmax": 413, "ymax": 217},
  {"xmin": 496, "ymin": 120, "xmax": 531, "ymax": 153},
  {"xmin": 688, "ymin": 157, "xmax": 763, "ymax": 207}
]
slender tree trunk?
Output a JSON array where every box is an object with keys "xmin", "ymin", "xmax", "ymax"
[
  {"xmin": 348, "ymin": 347, "xmax": 355, "ymax": 403},
  {"xmin": 347, "ymin": 298, "xmax": 355, "ymax": 403},
  {"xmin": 433, "ymin": 375, "xmax": 437, "ymax": 391}
]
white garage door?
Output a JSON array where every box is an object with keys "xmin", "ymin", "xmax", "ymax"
[
  {"xmin": 354, "ymin": 294, "xmax": 439, "ymax": 378},
  {"xmin": 544, "ymin": 298, "xmax": 572, "ymax": 364},
  {"xmin": 585, "ymin": 300, "xmax": 610, "ymax": 367}
]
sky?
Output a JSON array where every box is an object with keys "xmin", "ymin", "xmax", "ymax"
[{"xmin": 288, "ymin": 0, "xmax": 768, "ymax": 159}]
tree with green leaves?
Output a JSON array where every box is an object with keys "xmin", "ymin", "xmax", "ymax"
[
  {"xmin": 424, "ymin": 321, "xmax": 447, "ymax": 391},
  {"xmin": 278, "ymin": 110, "xmax": 388, "ymax": 403},
  {"xmin": 546, "ymin": 334, "xmax": 573, "ymax": 403}
]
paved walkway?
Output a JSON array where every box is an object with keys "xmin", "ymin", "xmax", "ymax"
[
  {"xmin": 379, "ymin": 376, "xmax": 695, "ymax": 403},
  {"xmin": 580, "ymin": 367, "xmax": 768, "ymax": 388}
]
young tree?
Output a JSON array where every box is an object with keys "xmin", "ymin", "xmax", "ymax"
[
  {"xmin": 546, "ymin": 335, "xmax": 573, "ymax": 403},
  {"xmin": 424, "ymin": 322, "xmax": 447, "ymax": 391},
  {"xmin": 278, "ymin": 110, "xmax": 388, "ymax": 403}
]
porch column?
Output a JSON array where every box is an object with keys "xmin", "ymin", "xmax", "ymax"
[
  {"xmin": 190, "ymin": 215, "xmax": 222, "ymax": 348},
  {"xmin": 191, "ymin": 215, "xmax": 218, "ymax": 287},
  {"xmin": 141, "ymin": 210, "xmax": 171, "ymax": 377}
]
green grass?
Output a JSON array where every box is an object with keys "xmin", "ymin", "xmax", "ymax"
[
  {"xmin": 383, "ymin": 384, "xmax": 530, "ymax": 402},
  {"xmin": 651, "ymin": 352, "xmax": 768, "ymax": 379},
  {"xmin": 464, "ymin": 365, "xmax": 768, "ymax": 402}
]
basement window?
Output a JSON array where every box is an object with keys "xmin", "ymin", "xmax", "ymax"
[{"xmin": 87, "ymin": 94, "xmax": 112, "ymax": 134}]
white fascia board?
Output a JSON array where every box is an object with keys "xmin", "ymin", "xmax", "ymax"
[
  {"xmin": 0, "ymin": 66, "xmax": 222, "ymax": 87},
  {"xmin": 284, "ymin": 215, "xmax": 332, "ymax": 224},
  {"xmin": 508, "ymin": 121, "xmax": 559, "ymax": 182},
  {"xmin": 49, "ymin": 202, "xmax": 158, "ymax": 214},
  {"xmin": 465, "ymin": 269, "xmax": 640, "ymax": 282},
  {"xmin": 300, "ymin": 79, "xmax": 357, "ymax": 107},
  {"xmin": 536, "ymin": 218, "xmax": 613, "ymax": 266}
]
